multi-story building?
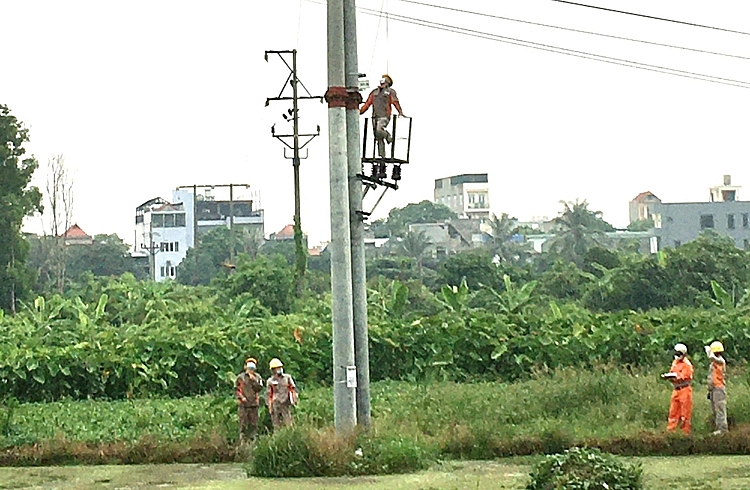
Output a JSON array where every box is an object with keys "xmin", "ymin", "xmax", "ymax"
[
  {"xmin": 650, "ymin": 175, "xmax": 750, "ymax": 250},
  {"xmin": 434, "ymin": 174, "xmax": 491, "ymax": 222},
  {"xmin": 133, "ymin": 186, "xmax": 264, "ymax": 281},
  {"xmin": 629, "ymin": 191, "xmax": 661, "ymax": 225}
]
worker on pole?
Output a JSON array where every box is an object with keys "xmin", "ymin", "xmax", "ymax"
[
  {"xmin": 360, "ymin": 74, "xmax": 405, "ymax": 158},
  {"xmin": 705, "ymin": 341, "xmax": 728, "ymax": 434},
  {"xmin": 661, "ymin": 343, "xmax": 694, "ymax": 435},
  {"xmin": 235, "ymin": 356, "xmax": 264, "ymax": 442}
]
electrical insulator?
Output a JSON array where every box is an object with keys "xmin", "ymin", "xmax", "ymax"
[
  {"xmin": 392, "ymin": 165, "xmax": 402, "ymax": 181},
  {"xmin": 378, "ymin": 162, "xmax": 387, "ymax": 179},
  {"xmin": 371, "ymin": 163, "xmax": 379, "ymax": 179}
]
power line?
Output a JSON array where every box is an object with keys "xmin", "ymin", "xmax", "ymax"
[
  {"xmin": 551, "ymin": 0, "xmax": 750, "ymax": 36},
  {"xmin": 394, "ymin": 0, "xmax": 750, "ymax": 60},
  {"xmin": 368, "ymin": 0, "xmax": 386, "ymax": 73},
  {"xmin": 343, "ymin": 3, "xmax": 750, "ymax": 89}
]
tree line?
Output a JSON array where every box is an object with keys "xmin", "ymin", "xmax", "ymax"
[{"xmin": 3, "ymin": 102, "xmax": 750, "ymax": 316}]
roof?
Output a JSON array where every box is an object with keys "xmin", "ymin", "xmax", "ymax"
[
  {"xmin": 631, "ymin": 191, "xmax": 660, "ymax": 203},
  {"xmin": 136, "ymin": 197, "xmax": 168, "ymax": 211},
  {"xmin": 61, "ymin": 224, "xmax": 90, "ymax": 239},
  {"xmin": 153, "ymin": 203, "xmax": 184, "ymax": 212},
  {"xmin": 273, "ymin": 224, "xmax": 296, "ymax": 240}
]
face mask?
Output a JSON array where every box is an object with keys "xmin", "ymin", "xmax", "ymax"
[
  {"xmin": 275, "ymin": 368, "xmax": 284, "ymax": 375},
  {"xmin": 246, "ymin": 362, "xmax": 256, "ymax": 370},
  {"xmin": 674, "ymin": 353, "xmax": 683, "ymax": 359}
]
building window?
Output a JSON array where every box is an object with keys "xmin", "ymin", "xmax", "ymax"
[
  {"xmin": 728, "ymin": 214, "xmax": 735, "ymax": 230},
  {"xmin": 745, "ymin": 239, "xmax": 750, "ymax": 251},
  {"xmin": 743, "ymin": 213, "xmax": 749, "ymax": 229},
  {"xmin": 467, "ymin": 191, "xmax": 489, "ymax": 210},
  {"xmin": 159, "ymin": 241, "xmax": 180, "ymax": 252},
  {"xmin": 160, "ymin": 265, "xmax": 176, "ymax": 278},
  {"xmin": 674, "ymin": 240, "xmax": 681, "ymax": 248},
  {"xmin": 700, "ymin": 214, "xmax": 714, "ymax": 229},
  {"xmin": 152, "ymin": 213, "xmax": 186, "ymax": 228}
]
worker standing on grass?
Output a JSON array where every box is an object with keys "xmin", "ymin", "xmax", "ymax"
[
  {"xmin": 235, "ymin": 356, "xmax": 264, "ymax": 442},
  {"xmin": 661, "ymin": 343, "xmax": 694, "ymax": 435},
  {"xmin": 705, "ymin": 341, "xmax": 728, "ymax": 434},
  {"xmin": 266, "ymin": 358, "xmax": 298, "ymax": 429},
  {"xmin": 360, "ymin": 74, "xmax": 405, "ymax": 158}
]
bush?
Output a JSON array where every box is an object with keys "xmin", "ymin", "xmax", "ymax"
[
  {"xmin": 527, "ymin": 447, "xmax": 643, "ymax": 490},
  {"xmin": 247, "ymin": 425, "xmax": 434, "ymax": 477}
]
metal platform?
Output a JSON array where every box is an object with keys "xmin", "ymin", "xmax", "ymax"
[{"xmin": 361, "ymin": 116, "xmax": 412, "ymax": 164}]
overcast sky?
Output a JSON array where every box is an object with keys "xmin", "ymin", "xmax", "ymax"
[{"xmin": 3, "ymin": 0, "xmax": 749, "ymax": 246}]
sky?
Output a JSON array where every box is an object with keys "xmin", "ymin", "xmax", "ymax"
[{"xmin": 3, "ymin": 0, "xmax": 749, "ymax": 247}]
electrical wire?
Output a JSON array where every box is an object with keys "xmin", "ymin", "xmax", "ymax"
[
  {"xmin": 350, "ymin": 4, "xmax": 750, "ymax": 89},
  {"xmin": 393, "ymin": 0, "xmax": 750, "ymax": 60},
  {"xmin": 296, "ymin": 0, "xmax": 303, "ymax": 48},
  {"xmin": 385, "ymin": 0, "xmax": 390, "ymax": 72},
  {"xmin": 550, "ymin": 0, "xmax": 750, "ymax": 36},
  {"xmin": 369, "ymin": 0, "xmax": 386, "ymax": 74},
  {"xmin": 304, "ymin": 0, "xmax": 750, "ymax": 89}
]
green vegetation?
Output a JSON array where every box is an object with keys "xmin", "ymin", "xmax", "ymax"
[
  {"xmin": 4, "ymin": 264, "xmax": 750, "ymax": 402},
  {"xmin": 527, "ymin": 447, "xmax": 642, "ymax": 490},
  {"xmin": 0, "ymin": 104, "xmax": 43, "ymax": 313},
  {"xmin": 2, "ymin": 369, "xmax": 750, "ymax": 467},
  {"xmin": 248, "ymin": 426, "xmax": 434, "ymax": 477}
]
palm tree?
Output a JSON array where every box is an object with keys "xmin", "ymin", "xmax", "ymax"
[
  {"xmin": 488, "ymin": 213, "xmax": 532, "ymax": 266},
  {"xmin": 549, "ymin": 200, "xmax": 614, "ymax": 266},
  {"xmin": 399, "ymin": 230, "xmax": 432, "ymax": 275}
]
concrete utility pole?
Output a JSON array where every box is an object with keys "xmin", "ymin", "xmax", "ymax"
[
  {"xmin": 265, "ymin": 50, "xmax": 323, "ymax": 296},
  {"xmin": 343, "ymin": 0, "xmax": 371, "ymax": 428},
  {"xmin": 326, "ymin": 0, "xmax": 357, "ymax": 433}
]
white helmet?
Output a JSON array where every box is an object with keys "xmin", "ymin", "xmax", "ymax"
[{"xmin": 674, "ymin": 343, "xmax": 688, "ymax": 355}]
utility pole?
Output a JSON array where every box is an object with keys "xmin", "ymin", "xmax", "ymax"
[
  {"xmin": 265, "ymin": 50, "xmax": 322, "ymax": 296},
  {"xmin": 326, "ymin": 0, "xmax": 357, "ymax": 433},
  {"xmin": 344, "ymin": 0, "xmax": 371, "ymax": 428},
  {"xmin": 141, "ymin": 220, "xmax": 159, "ymax": 281}
]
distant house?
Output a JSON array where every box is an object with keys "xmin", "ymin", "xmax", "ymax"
[
  {"xmin": 61, "ymin": 224, "xmax": 93, "ymax": 246},
  {"xmin": 408, "ymin": 221, "xmax": 480, "ymax": 257},
  {"xmin": 652, "ymin": 176, "xmax": 750, "ymax": 251},
  {"xmin": 133, "ymin": 186, "xmax": 264, "ymax": 282},
  {"xmin": 434, "ymin": 174, "xmax": 491, "ymax": 224},
  {"xmin": 270, "ymin": 224, "xmax": 297, "ymax": 241},
  {"xmin": 629, "ymin": 191, "xmax": 661, "ymax": 225}
]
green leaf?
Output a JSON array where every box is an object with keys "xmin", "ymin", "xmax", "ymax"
[{"xmin": 491, "ymin": 344, "xmax": 508, "ymax": 360}]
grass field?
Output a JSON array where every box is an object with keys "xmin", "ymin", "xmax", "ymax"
[{"xmin": 1, "ymin": 456, "xmax": 750, "ymax": 490}]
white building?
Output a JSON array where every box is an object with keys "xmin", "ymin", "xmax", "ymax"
[
  {"xmin": 134, "ymin": 186, "xmax": 264, "ymax": 281},
  {"xmin": 434, "ymin": 174, "xmax": 491, "ymax": 231}
]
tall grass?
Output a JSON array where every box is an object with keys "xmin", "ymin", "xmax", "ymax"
[{"xmin": 3, "ymin": 366, "xmax": 750, "ymax": 467}]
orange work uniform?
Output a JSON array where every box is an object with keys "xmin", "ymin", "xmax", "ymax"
[{"xmin": 667, "ymin": 357, "xmax": 694, "ymax": 435}]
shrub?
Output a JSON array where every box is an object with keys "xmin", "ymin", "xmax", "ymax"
[
  {"xmin": 527, "ymin": 447, "xmax": 643, "ymax": 490},
  {"xmin": 352, "ymin": 429, "xmax": 434, "ymax": 475},
  {"xmin": 247, "ymin": 425, "xmax": 435, "ymax": 477},
  {"xmin": 249, "ymin": 427, "xmax": 320, "ymax": 477}
]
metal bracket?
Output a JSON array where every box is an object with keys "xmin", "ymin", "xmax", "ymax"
[{"xmin": 284, "ymin": 148, "xmax": 309, "ymax": 160}]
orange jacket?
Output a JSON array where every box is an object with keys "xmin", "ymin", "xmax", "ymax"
[
  {"xmin": 708, "ymin": 354, "xmax": 726, "ymax": 389},
  {"xmin": 669, "ymin": 358, "xmax": 694, "ymax": 388}
]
